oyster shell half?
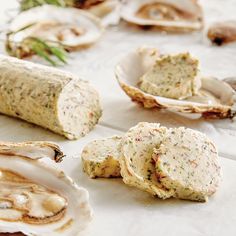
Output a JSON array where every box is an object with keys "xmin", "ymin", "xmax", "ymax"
[
  {"xmin": 120, "ymin": 0, "xmax": 203, "ymax": 32},
  {"xmin": 81, "ymin": 0, "xmax": 121, "ymax": 26},
  {"xmin": 224, "ymin": 77, "xmax": 236, "ymax": 92},
  {"xmin": 7, "ymin": 5, "xmax": 103, "ymax": 52},
  {"xmin": 207, "ymin": 21, "xmax": 236, "ymax": 46},
  {"xmin": 0, "ymin": 141, "xmax": 92, "ymax": 236},
  {"xmin": 115, "ymin": 47, "xmax": 235, "ymax": 118},
  {"xmin": 19, "ymin": 0, "xmax": 121, "ymax": 26}
]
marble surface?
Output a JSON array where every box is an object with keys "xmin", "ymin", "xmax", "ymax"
[{"xmin": 0, "ymin": 1, "xmax": 236, "ymax": 236}]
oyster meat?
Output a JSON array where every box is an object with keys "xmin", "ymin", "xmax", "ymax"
[
  {"xmin": 115, "ymin": 47, "xmax": 235, "ymax": 118},
  {"xmin": 0, "ymin": 141, "xmax": 92, "ymax": 236},
  {"xmin": 120, "ymin": 0, "xmax": 204, "ymax": 31},
  {"xmin": 7, "ymin": 5, "xmax": 103, "ymax": 59}
]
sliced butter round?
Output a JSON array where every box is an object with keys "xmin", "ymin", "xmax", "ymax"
[
  {"xmin": 82, "ymin": 136, "xmax": 122, "ymax": 178},
  {"xmin": 120, "ymin": 122, "xmax": 174, "ymax": 199},
  {"xmin": 153, "ymin": 127, "xmax": 222, "ymax": 202}
]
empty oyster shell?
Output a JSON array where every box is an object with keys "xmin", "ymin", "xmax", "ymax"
[
  {"xmin": 0, "ymin": 141, "xmax": 92, "ymax": 236},
  {"xmin": 120, "ymin": 0, "xmax": 203, "ymax": 32},
  {"xmin": 82, "ymin": 0, "xmax": 121, "ymax": 26},
  {"xmin": 0, "ymin": 141, "xmax": 64, "ymax": 162},
  {"xmin": 7, "ymin": 5, "xmax": 103, "ymax": 51},
  {"xmin": 115, "ymin": 47, "xmax": 235, "ymax": 118},
  {"xmin": 19, "ymin": 0, "xmax": 121, "ymax": 26}
]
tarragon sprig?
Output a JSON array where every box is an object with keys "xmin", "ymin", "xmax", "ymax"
[
  {"xmin": 6, "ymin": 36, "xmax": 68, "ymax": 66},
  {"xmin": 25, "ymin": 37, "xmax": 68, "ymax": 66},
  {"xmin": 6, "ymin": 24, "xmax": 68, "ymax": 66}
]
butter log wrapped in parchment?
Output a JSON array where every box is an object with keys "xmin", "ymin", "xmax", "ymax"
[{"xmin": 0, "ymin": 55, "xmax": 102, "ymax": 139}]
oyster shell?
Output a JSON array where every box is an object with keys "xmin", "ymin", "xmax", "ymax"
[
  {"xmin": 224, "ymin": 77, "xmax": 236, "ymax": 92},
  {"xmin": 115, "ymin": 47, "xmax": 235, "ymax": 118},
  {"xmin": 81, "ymin": 0, "xmax": 121, "ymax": 26},
  {"xmin": 207, "ymin": 21, "xmax": 236, "ymax": 46},
  {"xmin": 19, "ymin": 0, "xmax": 121, "ymax": 26},
  {"xmin": 7, "ymin": 5, "xmax": 103, "ymax": 52},
  {"xmin": 120, "ymin": 0, "xmax": 203, "ymax": 32},
  {"xmin": 0, "ymin": 141, "xmax": 64, "ymax": 162},
  {"xmin": 0, "ymin": 141, "xmax": 92, "ymax": 236}
]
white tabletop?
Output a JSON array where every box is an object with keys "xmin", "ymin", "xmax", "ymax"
[{"xmin": 0, "ymin": 1, "xmax": 236, "ymax": 235}]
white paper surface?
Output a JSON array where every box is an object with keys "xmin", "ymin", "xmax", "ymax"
[{"xmin": 0, "ymin": 1, "xmax": 236, "ymax": 235}]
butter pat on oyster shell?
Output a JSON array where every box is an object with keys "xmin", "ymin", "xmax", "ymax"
[{"xmin": 115, "ymin": 46, "xmax": 235, "ymax": 118}]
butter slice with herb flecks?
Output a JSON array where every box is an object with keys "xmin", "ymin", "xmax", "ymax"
[
  {"xmin": 153, "ymin": 127, "xmax": 222, "ymax": 202},
  {"xmin": 82, "ymin": 136, "xmax": 122, "ymax": 178},
  {"xmin": 139, "ymin": 53, "xmax": 201, "ymax": 99},
  {"xmin": 119, "ymin": 122, "xmax": 174, "ymax": 199}
]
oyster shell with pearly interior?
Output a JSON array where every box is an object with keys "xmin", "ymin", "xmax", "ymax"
[
  {"xmin": 0, "ymin": 141, "xmax": 92, "ymax": 236},
  {"xmin": 120, "ymin": 0, "xmax": 204, "ymax": 32}
]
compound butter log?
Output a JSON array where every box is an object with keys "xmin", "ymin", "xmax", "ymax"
[{"xmin": 0, "ymin": 55, "xmax": 102, "ymax": 139}]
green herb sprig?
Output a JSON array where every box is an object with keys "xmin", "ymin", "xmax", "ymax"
[
  {"xmin": 6, "ymin": 23, "xmax": 68, "ymax": 66},
  {"xmin": 20, "ymin": 0, "xmax": 66, "ymax": 11},
  {"xmin": 7, "ymin": 36, "xmax": 68, "ymax": 66},
  {"xmin": 26, "ymin": 37, "xmax": 68, "ymax": 66}
]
